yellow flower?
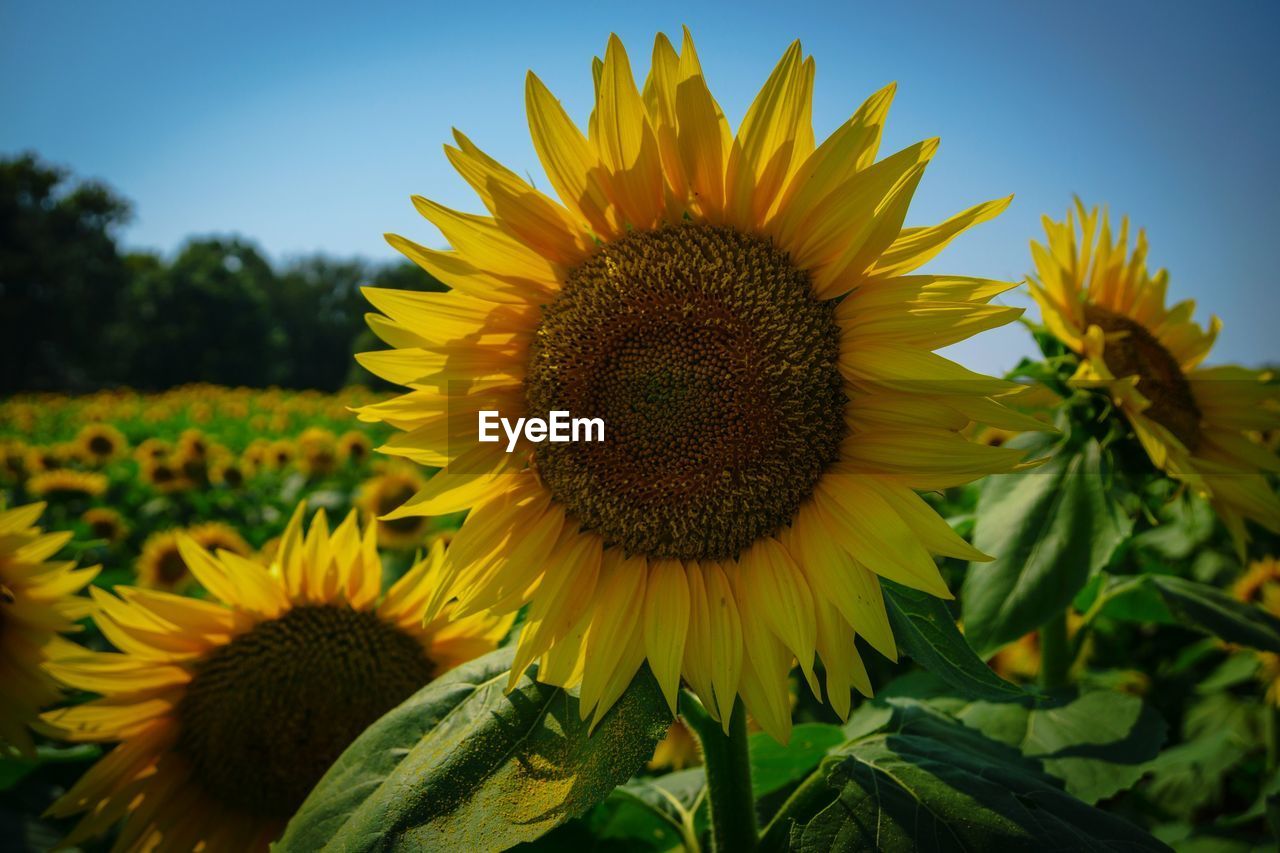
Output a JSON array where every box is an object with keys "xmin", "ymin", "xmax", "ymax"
[
  {"xmin": 75, "ymin": 423, "xmax": 129, "ymax": 465},
  {"xmin": 1, "ymin": 438, "xmax": 32, "ymax": 480},
  {"xmin": 649, "ymin": 719, "xmax": 702, "ymax": 771},
  {"xmin": 0, "ymin": 503, "xmax": 98, "ymax": 755},
  {"xmin": 209, "ymin": 454, "xmax": 253, "ymax": 489},
  {"xmin": 82, "ymin": 507, "xmax": 128, "ymax": 545},
  {"xmin": 354, "ymin": 31, "xmax": 1042, "ymax": 741},
  {"xmin": 26, "ymin": 469, "xmax": 109, "ymax": 499},
  {"xmin": 337, "ymin": 430, "xmax": 373, "ymax": 465},
  {"xmin": 296, "ymin": 427, "xmax": 339, "ymax": 477},
  {"xmin": 358, "ymin": 467, "xmax": 431, "ymax": 549},
  {"xmin": 187, "ymin": 521, "xmax": 252, "ymax": 558},
  {"xmin": 1030, "ymin": 201, "xmax": 1280, "ymax": 554},
  {"xmin": 267, "ymin": 439, "xmax": 296, "ymax": 471},
  {"xmin": 136, "ymin": 530, "xmax": 194, "ymax": 592},
  {"xmin": 133, "ymin": 437, "xmax": 172, "ymax": 465},
  {"xmin": 140, "ymin": 456, "xmax": 189, "ymax": 493},
  {"xmin": 41, "ymin": 505, "xmax": 513, "ymax": 851}
]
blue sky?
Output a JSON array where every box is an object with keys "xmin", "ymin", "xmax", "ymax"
[{"xmin": 3, "ymin": 0, "xmax": 1277, "ymax": 374}]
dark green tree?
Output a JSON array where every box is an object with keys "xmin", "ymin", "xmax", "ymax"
[{"xmin": 0, "ymin": 153, "xmax": 133, "ymax": 391}]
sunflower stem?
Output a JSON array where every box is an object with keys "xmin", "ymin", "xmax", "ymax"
[
  {"xmin": 1039, "ymin": 610, "xmax": 1072, "ymax": 690},
  {"xmin": 682, "ymin": 694, "xmax": 757, "ymax": 852}
]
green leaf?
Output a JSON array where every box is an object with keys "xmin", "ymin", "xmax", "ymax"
[
  {"xmin": 882, "ymin": 580, "xmax": 1025, "ymax": 701},
  {"xmin": 953, "ymin": 690, "xmax": 1167, "ymax": 804},
  {"xmin": 573, "ymin": 769, "xmax": 707, "ymax": 852},
  {"xmin": 793, "ymin": 700, "xmax": 1168, "ymax": 852},
  {"xmin": 278, "ymin": 645, "xmax": 671, "ymax": 852},
  {"xmin": 963, "ymin": 437, "xmax": 1132, "ymax": 655},
  {"xmin": 1147, "ymin": 575, "xmax": 1280, "ymax": 652},
  {"xmin": 0, "ymin": 744, "xmax": 101, "ymax": 792},
  {"xmin": 749, "ymin": 723, "xmax": 845, "ymax": 798}
]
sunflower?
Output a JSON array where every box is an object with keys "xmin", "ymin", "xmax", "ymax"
[
  {"xmin": 354, "ymin": 31, "xmax": 1042, "ymax": 741},
  {"xmin": 27, "ymin": 470, "xmax": 109, "ymax": 500},
  {"xmin": 357, "ymin": 466, "xmax": 431, "ymax": 549},
  {"xmin": 267, "ymin": 439, "xmax": 296, "ymax": 471},
  {"xmin": 83, "ymin": 507, "xmax": 128, "ymax": 545},
  {"xmin": 140, "ymin": 456, "xmax": 189, "ymax": 493},
  {"xmin": 1, "ymin": 438, "xmax": 32, "ymax": 480},
  {"xmin": 187, "ymin": 522, "xmax": 252, "ymax": 558},
  {"xmin": 133, "ymin": 438, "xmax": 173, "ymax": 465},
  {"xmin": 25, "ymin": 445, "xmax": 64, "ymax": 474},
  {"xmin": 1233, "ymin": 557, "xmax": 1280, "ymax": 705},
  {"xmin": 0, "ymin": 503, "xmax": 98, "ymax": 755},
  {"xmin": 649, "ymin": 719, "xmax": 702, "ymax": 771},
  {"xmin": 41, "ymin": 505, "xmax": 513, "ymax": 851},
  {"xmin": 1030, "ymin": 201, "xmax": 1280, "ymax": 554},
  {"xmin": 209, "ymin": 454, "xmax": 253, "ymax": 489},
  {"xmin": 296, "ymin": 427, "xmax": 339, "ymax": 477},
  {"xmin": 337, "ymin": 430, "xmax": 373, "ymax": 465},
  {"xmin": 76, "ymin": 423, "xmax": 129, "ymax": 465},
  {"xmin": 136, "ymin": 531, "xmax": 194, "ymax": 592}
]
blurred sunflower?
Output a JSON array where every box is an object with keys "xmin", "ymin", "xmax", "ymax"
[
  {"xmin": 1, "ymin": 438, "xmax": 32, "ymax": 480},
  {"xmin": 337, "ymin": 430, "xmax": 372, "ymax": 465},
  {"xmin": 41, "ymin": 505, "xmax": 513, "ymax": 851},
  {"xmin": 649, "ymin": 719, "xmax": 701, "ymax": 771},
  {"xmin": 0, "ymin": 503, "xmax": 98, "ymax": 755},
  {"xmin": 1233, "ymin": 556, "xmax": 1280, "ymax": 705},
  {"xmin": 1031, "ymin": 201, "xmax": 1280, "ymax": 555},
  {"xmin": 358, "ymin": 467, "xmax": 430, "ymax": 549},
  {"xmin": 296, "ymin": 427, "xmax": 339, "ymax": 477},
  {"xmin": 140, "ymin": 456, "xmax": 188, "ymax": 493},
  {"xmin": 136, "ymin": 531, "xmax": 193, "ymax": 592},
  {"xmin": 25, "ymin": 445, "xmax": 64, "ymax": 474},
  {"xmin": 187, "ymin": 522, "xmax": 252, "ymax": 558},
  {"xmin": 82, "ymin": 508, "xmax": 128, "ymax": 545},
  {"xmin": 27, "ymin": 470, "xmax": 109, "ymax": 500},
  {"xmin": 133, "ymin": 438, "xmax": 172, "ymax": 464},
  {"xmin": 355, "ymin": 31, "xmax": 1042, "ymax": 740},
  {"xmin": 76, "ymin": 423, "xmax": 129, "ymax": 465},
  {"xmin": 209, "ymin": 454, "xmax": 252, "ymax": 489},
  {"xmin": 267, "ymin": 439, "xmax": 296, "ymax": 471}
]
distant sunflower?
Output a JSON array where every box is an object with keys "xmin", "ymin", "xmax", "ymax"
[
  {"xmin": 41, "ymin": 505, "xmax": 513, "ymax": 851},
  {"xmin": 0, "ymin": 503, "xmax": 98, "ymax": 755},
  {"xmin": 209, "ymin": 455, "xmax": 252, "ymax": 489},
  {"xmin": 187, "ymin": 522, "xmax": 252, "ymax": 558},
  {"xmin": 76, "ymin": 423, "xmax": 128, "ymax": 465},
  {"xmin": 358, "ymin": 467, "xmax": 430, "ymax": 549},
  {"xmin": 1233, "ymin": 557, "xmax": 1280, "ymax": 705},
  {"xmin": 82, "ymin": 507, "xmax": 128, "ymax": 545},
  {"xmin": 296, "ymin": 427, "xmax": 339, "ymax": 477},
  {"xmin": 140, "ymin": 456, "xmax": 188, "ymax": 493},
  {"xmin": 136, "ymin": 531, "xmax": 193, "ymax": 592},
  {"xmin": 133, "ymin": 438, "xmax": 173, "ymax": 464},
  {"xmin": 267, "ymin": 439, "xmax": 295, "ymax": 471},
  {"xmin": 25, "ymin": 445, "xmax": 64, "ymax": 474},
  {"xmin": 27, "ymin": 470, "xmax": 108, "ymax": 500},
  {"xmin": 355, "ymin": 31, "xmax": 1041, "ymax": 740},
  {"xmin": 1, "ymin": 439, "xmax": 32, "ymax": 480},
  {"xmin": 337, "ymin": 430, "xmax": 373, "ymax": 465},
  {"xmin": 1030, "ymin": 201, "xmax": 1280, "ymax": 554}
]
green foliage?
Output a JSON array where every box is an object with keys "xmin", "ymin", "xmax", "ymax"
[
  {"xmin": 962, "ymin": 433, "xmax": 1133, "ymax": 656},
  {"xmin": 790, "ymin": 700, "xmax": 1168, "ymax": 852},
  {"xmin": 882, "ymin": 579, "xmax": 1025, "ymax": 700},
  {"xmin": 279, "ymin": 646, "xmax": 671, "ymax": 852},
  {"xmin": 0, "ymin": 153, "xmax": 445, "ymax": 392}
]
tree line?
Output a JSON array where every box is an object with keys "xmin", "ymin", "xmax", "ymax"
[{"xmin": 0, "ymin": 153, "xmax": 445, "ymax": 393}]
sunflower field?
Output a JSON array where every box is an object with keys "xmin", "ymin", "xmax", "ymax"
[{"xmin": 4, "ymin": 23, "xmax": 1280, "ymax": 853}]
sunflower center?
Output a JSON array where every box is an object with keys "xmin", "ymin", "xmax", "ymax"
[
  {"xmin": 525, "ymin": 223, "xmax": 845, "ymax": 561},
  {"xmin": 1083, "ymin": 304, "xmax": 1202, "ymax": 450},
  {"xmin": 87, "ymin": 435, "xmax": 113, "ymax": 455},
  {"xmin": 175, "ymin": 604, "xmax": 433, "ymax": 818},
  {"xmin": 157, "ymin": 549, "xmax": 189, "ymax": 585}
]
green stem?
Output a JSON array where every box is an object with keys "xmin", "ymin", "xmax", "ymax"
[
  {"xmin": 683, "ymin": 694, "xmax": 757, "ymax": 852},
  {"xmin": 1039, "ymin": 610, "xmax": 1072, "ymax": 690}
]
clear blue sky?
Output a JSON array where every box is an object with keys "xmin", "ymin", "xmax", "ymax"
[{"xmin": 3, "ymin": 0, "xmax": 1277, "ymax": 374}]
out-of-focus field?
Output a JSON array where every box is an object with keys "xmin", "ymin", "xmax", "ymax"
[{"xmin": 0, "ymin": 385, "xmax": 455, "ymax": 594}]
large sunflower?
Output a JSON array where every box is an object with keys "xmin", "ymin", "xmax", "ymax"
[
  {"xmin": 0, "ymin": 503, "xmax": 98, "ymax": 755},
  {"xmin": 355, "ymin": 31, "xmax": 1042, "ymax": 741},
  {"xmin": 41, "ymin": 503, "xmax": 513, "ymax": 851},
  {"xmin": 1030, "ymin": 201, "xmax": 1280, "ymax": 553}
]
